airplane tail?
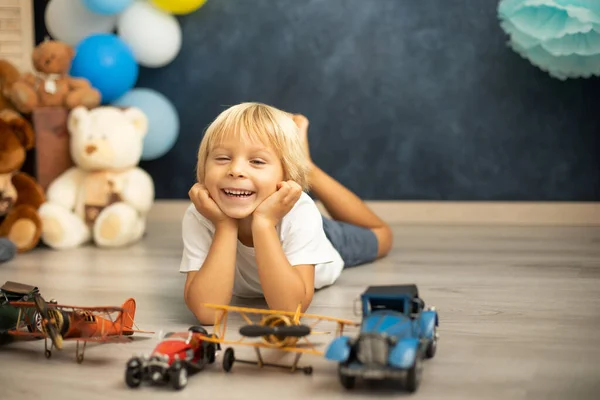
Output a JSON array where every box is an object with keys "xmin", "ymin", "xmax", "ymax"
[{"xmin": 120, "ymin": 298, "xmax": 136, "ymax": 335}]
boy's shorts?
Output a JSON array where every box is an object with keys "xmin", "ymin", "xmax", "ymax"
[{"xmin": 322, "ymin": 216, "xmax": 379, "ymax": 268}]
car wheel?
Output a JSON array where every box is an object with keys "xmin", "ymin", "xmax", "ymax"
[
  {"xmin": 125, "ymin": 358, "xmax": 142, "ymax": 388},
  {"xmin": 222, "ymin": 347, "xmax": 235, "ymax": 372},
  {"xmin": 338, "ymin": 364, "xmax": 355, "ymax": 389},
  {"xmin": 169, "ymin": 361, "xmax": 188, "ymax": 390},
  {"xmin": 206, "ymin": 343, "xmax": 216, "ymax": 364},
  {"xmin": 189, "ymin": 326, "xmax": 208, "ymax": 335},
  {"xmin": 405, "ymin": 350, "xmax": 423, "ymax": 393},
  {"xmin": 209, "ymin": 333, "xmax": 221, "ymax": 351},
  {"xmin": 426, "ymin": 326, "xmax": 438, "ymax": 358}
]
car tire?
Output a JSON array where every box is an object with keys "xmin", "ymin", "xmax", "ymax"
[
  {"xmin": 169, "ymin": 361, "xmax": 188, "ymax": 390},
  {"xmin": 338, "ymin": 364, "xmax": 355, "ymax": 389},
  {"xmin": 206, "ymin": 343, "xmax": 216, "ymax": 364},
  {"xmin": 405, "ymin": 350, "xmax": 423, "ymax": 393},
  {"xmin": 125, "ymin": 358, "xmax": 142, "ymax": 388},
  {"xmin": 426, "ymin": 326, "xmax": 437, "ymax": 358},
  {"xmin": 189, "ymin": 325, "xmax": 208, "ymax": 335}
]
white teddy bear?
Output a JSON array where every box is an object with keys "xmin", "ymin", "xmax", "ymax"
[{"xmin": 39, "ymin": 105, "xmax": 155, "ymax": 249}]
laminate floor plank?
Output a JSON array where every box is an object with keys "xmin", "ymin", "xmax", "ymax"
[{"xmin": 1, "ymin": 204, "xmax": 598, "ymax": 400}]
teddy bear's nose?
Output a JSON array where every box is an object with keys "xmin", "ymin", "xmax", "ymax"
[{"xmin": 85, "ymin": 145, "xmax": 97, "ymax": 154}]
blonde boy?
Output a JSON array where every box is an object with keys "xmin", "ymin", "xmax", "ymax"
[{"xmin": 180, "ymin": 102, "xmax": 392, "ymax": 324}]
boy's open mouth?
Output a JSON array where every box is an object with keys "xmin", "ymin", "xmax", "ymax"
[{"xmin": 222, "ymin": 188, "xmax": 255, "ymax": 198}]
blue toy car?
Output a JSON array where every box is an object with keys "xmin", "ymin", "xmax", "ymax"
[{"xmin": 325, "ymin": 284, "xmax": 438, "ymax": 392}]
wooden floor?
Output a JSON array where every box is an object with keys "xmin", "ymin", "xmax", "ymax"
[{"xmin": 1, "ymin": 202, "xmax": 599, "ymax": 400}]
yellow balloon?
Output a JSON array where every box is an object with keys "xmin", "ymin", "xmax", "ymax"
[{"xmin": 150, "ymin": 0, "xmax": 208, "ymax": 15}]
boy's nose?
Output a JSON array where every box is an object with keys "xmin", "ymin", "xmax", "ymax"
[{"xmin": 227, "ymin": 162, "xmax": 246, "ymax": 178}]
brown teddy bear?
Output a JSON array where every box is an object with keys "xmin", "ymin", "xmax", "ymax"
[
  {"xmin": 8, "ymin": 40, "xmax": 101, "ymax": 114},
  {"xmin": 0, "ymin": 59, "xmax": 21, "ymax": 112},
  {"xmin": 0, "ymin": 109, "xmax": 45, "ymax": 260}
]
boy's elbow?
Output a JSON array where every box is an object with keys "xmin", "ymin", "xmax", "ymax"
[
  {"xmin": 302, "ymin": 288, "xmax": 314, "ymax": 313},
  {"xmin": 195, "ymin": 311, "xmax": 216, "ymax": 326},
  {"xmin": 184, "ymin": 293, "xmax": 217, "ymax": 326},
  {"xmin": 191, "ymin": 304, "xmax": 218, "ymax": 326}
]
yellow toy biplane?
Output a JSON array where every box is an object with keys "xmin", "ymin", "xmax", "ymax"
[{"xmin": 198, "ymin": 303, "xmax": 359, "ymax": 375}]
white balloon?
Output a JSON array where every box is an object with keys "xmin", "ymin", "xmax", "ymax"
[
  {"xmin": 117, "ymin": 1, "xmax": 182, "ymax": 68},
  {"xmin": 45, "ymin": 0, "xmax": 117, "ymax": 47}
]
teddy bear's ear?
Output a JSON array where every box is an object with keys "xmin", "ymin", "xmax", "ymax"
[
  {"xmin": 66, "ymin": 44, "xmax": 75, "ymax": 60},
  {"xmin": 68, "ymin": 106, "xmax": 90, "ymax": 136},
  {"xmin": 123, "ymin": 107, "xmax": 148, "ymax": 137},
  {"xmin": 0, "ymin": 109, "xmax": 35, "ymax": 150}
]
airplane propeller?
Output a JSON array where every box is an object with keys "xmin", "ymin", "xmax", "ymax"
[
  {"xmin": 239, "ymin": 324, "xmax": 311, "ymax": 338},
  {"xmin": 33, "ymin": 293, "xmax": 64, "ymax": 350}
]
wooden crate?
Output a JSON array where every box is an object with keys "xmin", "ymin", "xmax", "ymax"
[{"xmin": 30, "ymin": 106, "xmax": 73, "ymax": 191}]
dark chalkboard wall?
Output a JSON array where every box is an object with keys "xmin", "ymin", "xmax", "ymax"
[{"xmin": 34, "ymin": 0, "xmax": 600, "ymax": 201}]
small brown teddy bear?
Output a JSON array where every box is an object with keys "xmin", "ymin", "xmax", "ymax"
[
  {"xmin": 0, "ymin": 109, "xmax": 45, "ymax": 257},
  {"xmin": 9, "ymin": 40, "xmax": 101, "ymax": 114}
]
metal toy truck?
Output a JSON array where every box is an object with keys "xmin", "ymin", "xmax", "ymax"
[{"xmin": 324, "ymin": 284, "xmax": 438, "ymax": 392}]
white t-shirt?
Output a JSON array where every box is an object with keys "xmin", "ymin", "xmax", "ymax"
[{"xmin": 179, "ymin": 192, "xmax": 345, "ymax": 298}]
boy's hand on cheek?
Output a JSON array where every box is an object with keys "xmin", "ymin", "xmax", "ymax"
[
  {"xmin": 189, "ymin": 183, "xmax": 237, "ymax": 229},
  {"xmin": 253, "ymin": 181, "xmax": 302, "ymax": 228}
]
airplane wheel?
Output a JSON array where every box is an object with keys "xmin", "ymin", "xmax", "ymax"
[
  {"xmin": 169, "ymin": 362, "xmax": 188, "ymax": 390},
  {"xmin": 303, "ymin": 366, "xmax": 313, "ymax": 375},
  {"xmin": 45, "ymin": 350, "xmax": 51, "ymax": 359},
  {"xmin": 77, "ymin": 354, "xmax": 84, "ymax": 364},
  {"xmin": 222, "ymin": 348, "xmax": 235, "ymax": 372}
]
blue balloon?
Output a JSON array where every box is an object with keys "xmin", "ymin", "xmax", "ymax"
[
  {"xmin": 112, "ymin": 88, "xmax": 180, "ymax": 161},
  {"xmin": 70, "ymin": 33, "xmax": 138, "ymax": 103},
  {"xmin": 81, "ymin": 0, "xmax": 133, "ymax": 15}
]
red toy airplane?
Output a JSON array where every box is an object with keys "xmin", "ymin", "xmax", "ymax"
[{"xmin": 7, "ymin": 293, "xmax": 153, "ymax": 363}]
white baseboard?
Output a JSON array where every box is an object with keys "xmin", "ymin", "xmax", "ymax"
[
  {"xmin": 150, "ymin": 200, "xmax": 600, "ymax": 226},
  {"xmin": 316, "ymin": 201, "xmax": 600, "ymax": 226}
]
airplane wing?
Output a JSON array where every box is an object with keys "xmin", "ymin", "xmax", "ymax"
[
  {"xmin": 3, "ymin": 332, "xmax": 129, "ymax": 343},
  {"xmin": 197, "ymin": 335, "xmax": 324, "ymax": 355},
  {"xmin": 201, "ymin": 303, "xmax": 359, "ymax": 326},
  {"xmin": 8, "ymin": 301, "xmax": 124, "ymax": 313},
  {"xmin": 5, "ymin": 330, "xmax": 45, "ymax": 338},
  {"xmin": 126, "ymin": 328, "xmax": 155, "ymax": 334},
  {"xmin": 63, "ymin": 336, "xmax": 132, "ymax": 343}
]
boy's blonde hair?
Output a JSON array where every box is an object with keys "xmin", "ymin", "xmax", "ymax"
[{"xmin": 196, "ymin": 102, "xmax": 310, "ymax": 191}]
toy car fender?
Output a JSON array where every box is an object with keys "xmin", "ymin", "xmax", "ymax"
[
  {"xmin": 325, "ymin": 336, "xmax": 352, "ymax": 362},
  {"xmin": 419, "ymin": 311, "xmax": 438, "ymax": 339},
  {"xmin": 388, "ymin": 337, "xmax": 419, "ymax": 369}
]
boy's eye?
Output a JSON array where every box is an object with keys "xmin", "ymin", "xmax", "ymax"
[
  {"xmin": 214, "ymin": 156, "xmax": 230, "ymax": 161},
  {"xmin": 251, "ymin": 159, "xmax": 266, "ymax": 165}
]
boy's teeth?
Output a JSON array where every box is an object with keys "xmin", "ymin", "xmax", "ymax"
[{"xmin": 224, "ymin": 189, "xmax": 253, "ymax": 196}]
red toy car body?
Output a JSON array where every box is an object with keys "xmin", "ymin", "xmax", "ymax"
[{"xmin": 125, "ymin": 326, "xmax": 219, "ymax": 390}]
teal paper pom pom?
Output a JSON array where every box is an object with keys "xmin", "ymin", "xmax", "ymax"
[{"xmin": 498, "ymin": 0, "xmax": 600, "ymax": 79}]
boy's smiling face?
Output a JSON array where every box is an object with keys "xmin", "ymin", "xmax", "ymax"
[{"xmin": 203, "ymin": 132, "xmax": 284, "ymax": 220}]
